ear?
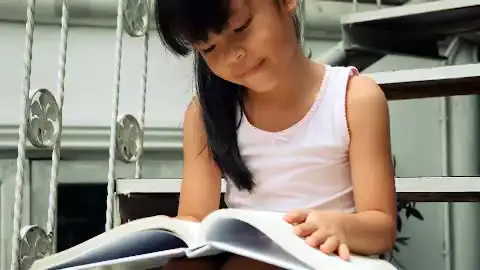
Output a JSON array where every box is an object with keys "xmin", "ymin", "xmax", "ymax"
[{"xmin": 282, "ymin": 0, "xmax": 299, "ymax": 15}]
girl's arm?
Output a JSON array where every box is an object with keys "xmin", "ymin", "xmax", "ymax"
[
  {"xmin": 176, "ymin": 98, "xmax": 223, "ymax": 222},
  {"xmin": 343, "ymin": 74, "xmax": 397, "ymax": 254}
]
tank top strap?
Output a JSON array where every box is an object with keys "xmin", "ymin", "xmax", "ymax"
[
  {"xmin": 318, "ymin": 65, "xmax": 359, "ymax": 148},
  {"xmin": 321, "ymin": 65, "xmax": 359, "ymax": 101}
]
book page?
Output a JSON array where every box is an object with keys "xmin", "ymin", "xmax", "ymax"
[
  {"xmin": 207, "ymin": 220, "xmax": 312, "ymax": 270},
  {"xmin": 43, "ymin": 231, "xmax": 187, "ymax": 270},
  {"xmin": 31, "ymin": 216, "xmax": 202, "ymax": 270},
  {"xmin": 199, "ymin": 209, "xmax": 397, "ymax": 270},
  {"xmin": 56, "ymin": 248, "xmax": 186, "ymax": 270},
  {"xmin": 199, "ymin": 209, "xmax": 311, "ymax": 269}
]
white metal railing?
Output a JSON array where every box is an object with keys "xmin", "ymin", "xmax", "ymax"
[{"xmin": 8, "ymin": 0, "xmax": 152, "ymax": 269}]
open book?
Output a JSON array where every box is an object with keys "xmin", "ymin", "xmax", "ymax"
[{"xmin": 31, "ymin": 208, "xmax": 398, "ymax": 270}]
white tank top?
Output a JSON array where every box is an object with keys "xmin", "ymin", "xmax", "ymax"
[{"xmin": 224, "ymin": 65, "xmax": 359, "ymax": 213}]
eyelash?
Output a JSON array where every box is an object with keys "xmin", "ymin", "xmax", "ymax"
[
  {"xmin": 234, "ymin": 17, "xmax": 252, "ymax": 33},
  {"xmin": 202, "ymin": 17, "xmax": 252, "ymax": 54},
  {"xmin": 203, "ymin": 46, "xmax": 215, "ymax": 54}
]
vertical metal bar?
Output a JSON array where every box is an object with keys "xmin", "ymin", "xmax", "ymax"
[
  {"xmin": 10, "ymin": 0, "xmax": 37, "ymax": 268},
  {"xmin": 441, "ymin": 36, "xmax": 461, "ymax": 270}
]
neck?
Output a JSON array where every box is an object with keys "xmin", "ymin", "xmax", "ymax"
[{"xmin": 247, "ymin": 49, "xmax": 324, "ymax": 108}]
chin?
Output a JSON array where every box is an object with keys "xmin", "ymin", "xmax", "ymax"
[{"xmin": 243, "ymin": 76, "xmax": 278, "ymax": 94}]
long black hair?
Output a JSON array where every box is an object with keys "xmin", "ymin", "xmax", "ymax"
[{"xmin": 155, "ymin": 0, "xmax": 302, "ymax": 192}]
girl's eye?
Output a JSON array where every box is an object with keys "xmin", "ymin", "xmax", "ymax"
[{"xmin": 234, "ymin": 17, "xmax": 252, "ymax": 33}]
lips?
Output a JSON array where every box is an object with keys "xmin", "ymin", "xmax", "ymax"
[{"xmin": 236, "ymin": 60, "xmax": 263, "ymax": 78}]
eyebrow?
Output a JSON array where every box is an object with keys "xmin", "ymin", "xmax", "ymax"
[
  {"xmin": 229, "ymin": 0, "xmax": 250, "ymax": 20},
  {"xmin": 229, "ymin": 5, "xmax": 250, "ymax": 25},
  {"xmin": 229, "ymin": 0, "xmax": 244, "ymax": 16}
]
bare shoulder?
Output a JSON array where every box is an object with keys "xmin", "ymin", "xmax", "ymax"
[
  {"xmin": 346, "ymin": 75, "xmax": 387, "ymax": 107},
  {"xmin": 185, "ymin": 95, "xmax": 202, "ymax": 115},
  {"xmin": 184, "ymin": 96, "xmax": 203, "ymax": 130},
  {"xmin": 345, "ymin": 75, "xmax": 388, "ymax": 125},
  {"xmin": 183, "ymin": 97, "xmax": 208, "ymax": 145}
]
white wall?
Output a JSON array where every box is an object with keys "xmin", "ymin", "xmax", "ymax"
[
  {"xmin": 305, "ymin": 39, "xmax": 339, "ymax": 58},
  {"xmin": 0, "ymin": 23, "xmax": 195, "ymax": 128}
]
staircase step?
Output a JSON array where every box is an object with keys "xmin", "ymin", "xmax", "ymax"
[
  {"xmin": 115, "ymin": 177, "xmax": 480, "ymax": 202},
  {"xmin": 316, "ymin": 41, "xmax": 385, "ymax": 72},
  {"xmin": 365, "ymin": 63, "xmax": 480, "ymax": 100},
  {"xmin": 341, "ymin": 0, "xmax": 480, "ymax": 58},
  {"xmin": 396, "ymin": 176, "xmax": 480, "ymax": 202},
  {"xmin": 331, "ymin": 0, "xmax": 407, "ymax": 5},
  {"xmin": 115, "ymin": 178, "xmax": 228, "ymax": 194}
]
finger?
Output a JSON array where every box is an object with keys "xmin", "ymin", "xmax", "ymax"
[
  {"xmin": 283, "ymin": 209, "xmax": 310, "ymax": 224},
  {"xmin": 305, "ymin": 229, "xmax": 329, "ymax": 247},
  {"xmin": 294, "ymin": 223, "xmax": 317, "ymax": 238},
  {"xmin": 337, "ymin": 243, "xmax": 351, "ymax": 261},
  {"xmin": 320, "ymin": 236, "xmax": 339, "ymax": 254}
]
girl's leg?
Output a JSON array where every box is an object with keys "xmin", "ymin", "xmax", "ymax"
[{"xmin": 221, "ymin": 255, "xmax": 284, "ymax": 270}]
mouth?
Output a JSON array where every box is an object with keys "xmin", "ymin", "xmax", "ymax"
[{"xmin": 237, "ymin": 60, "xmax": 264, "ymax": 78}]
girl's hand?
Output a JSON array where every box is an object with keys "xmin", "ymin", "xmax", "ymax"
[
  {"xmin": 174, "ymin": 215, "xmax": 201, "ymax": 222},
  {"xmin": 283, "ymin": 209, "xmax": 351, "ymax": 261}
]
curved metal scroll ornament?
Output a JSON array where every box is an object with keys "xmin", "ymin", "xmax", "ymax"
[
  {"xmin": 116, "ymin": 114, "xmax": 143, "ymax": 163},
  {"xmin": 19, "ymin": 225, "xmax": 52, "ymax": 270},
  {"xmin": 123, "ymin": 0, "xmax": 150, "ymax": 37},
  {"xmin": 27, "ymin": 89, "xmax": 60, "ymax": 148}
]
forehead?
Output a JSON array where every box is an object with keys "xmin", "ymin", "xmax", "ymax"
[
  {"xmin": 229, "ymin": 0, "xmax": 251, "ymax": 21},
  {"xmin": 194, "ymin": 0, "xmax": 252, "ymax": 46},
  {"xmin": 230, "ymin": 0, "xmax": 246, "ymax": 13}
]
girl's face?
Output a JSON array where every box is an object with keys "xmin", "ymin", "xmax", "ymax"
[{"xmin": 193, "ymin": 0, "xmax": 300, "ymax": 93}]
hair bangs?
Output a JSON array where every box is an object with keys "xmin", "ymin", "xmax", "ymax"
[{"xmin": 155, "ymin": 0, "xmax": 232, "ymax": 56}]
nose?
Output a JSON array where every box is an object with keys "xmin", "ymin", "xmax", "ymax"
[
  {"xmin": 235, "ymin": 48, "xmax": 246, "ymax": 61},
  {"xmin": 226, "ymin": 47, "xmax": 246, "ymax": 67}
]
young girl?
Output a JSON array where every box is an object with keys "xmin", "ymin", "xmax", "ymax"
[{"xmin": 154, "ymin": 0, "xmax": 397, "ymax": 269}]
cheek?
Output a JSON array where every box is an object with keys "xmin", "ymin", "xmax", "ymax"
[
  {"xmin": 203, "ymin": 58, "xmax": 233, "ymax": 81},
  {"xmin": 248, "ymin": 20, "xmax": 296, "ymax": 69}
]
